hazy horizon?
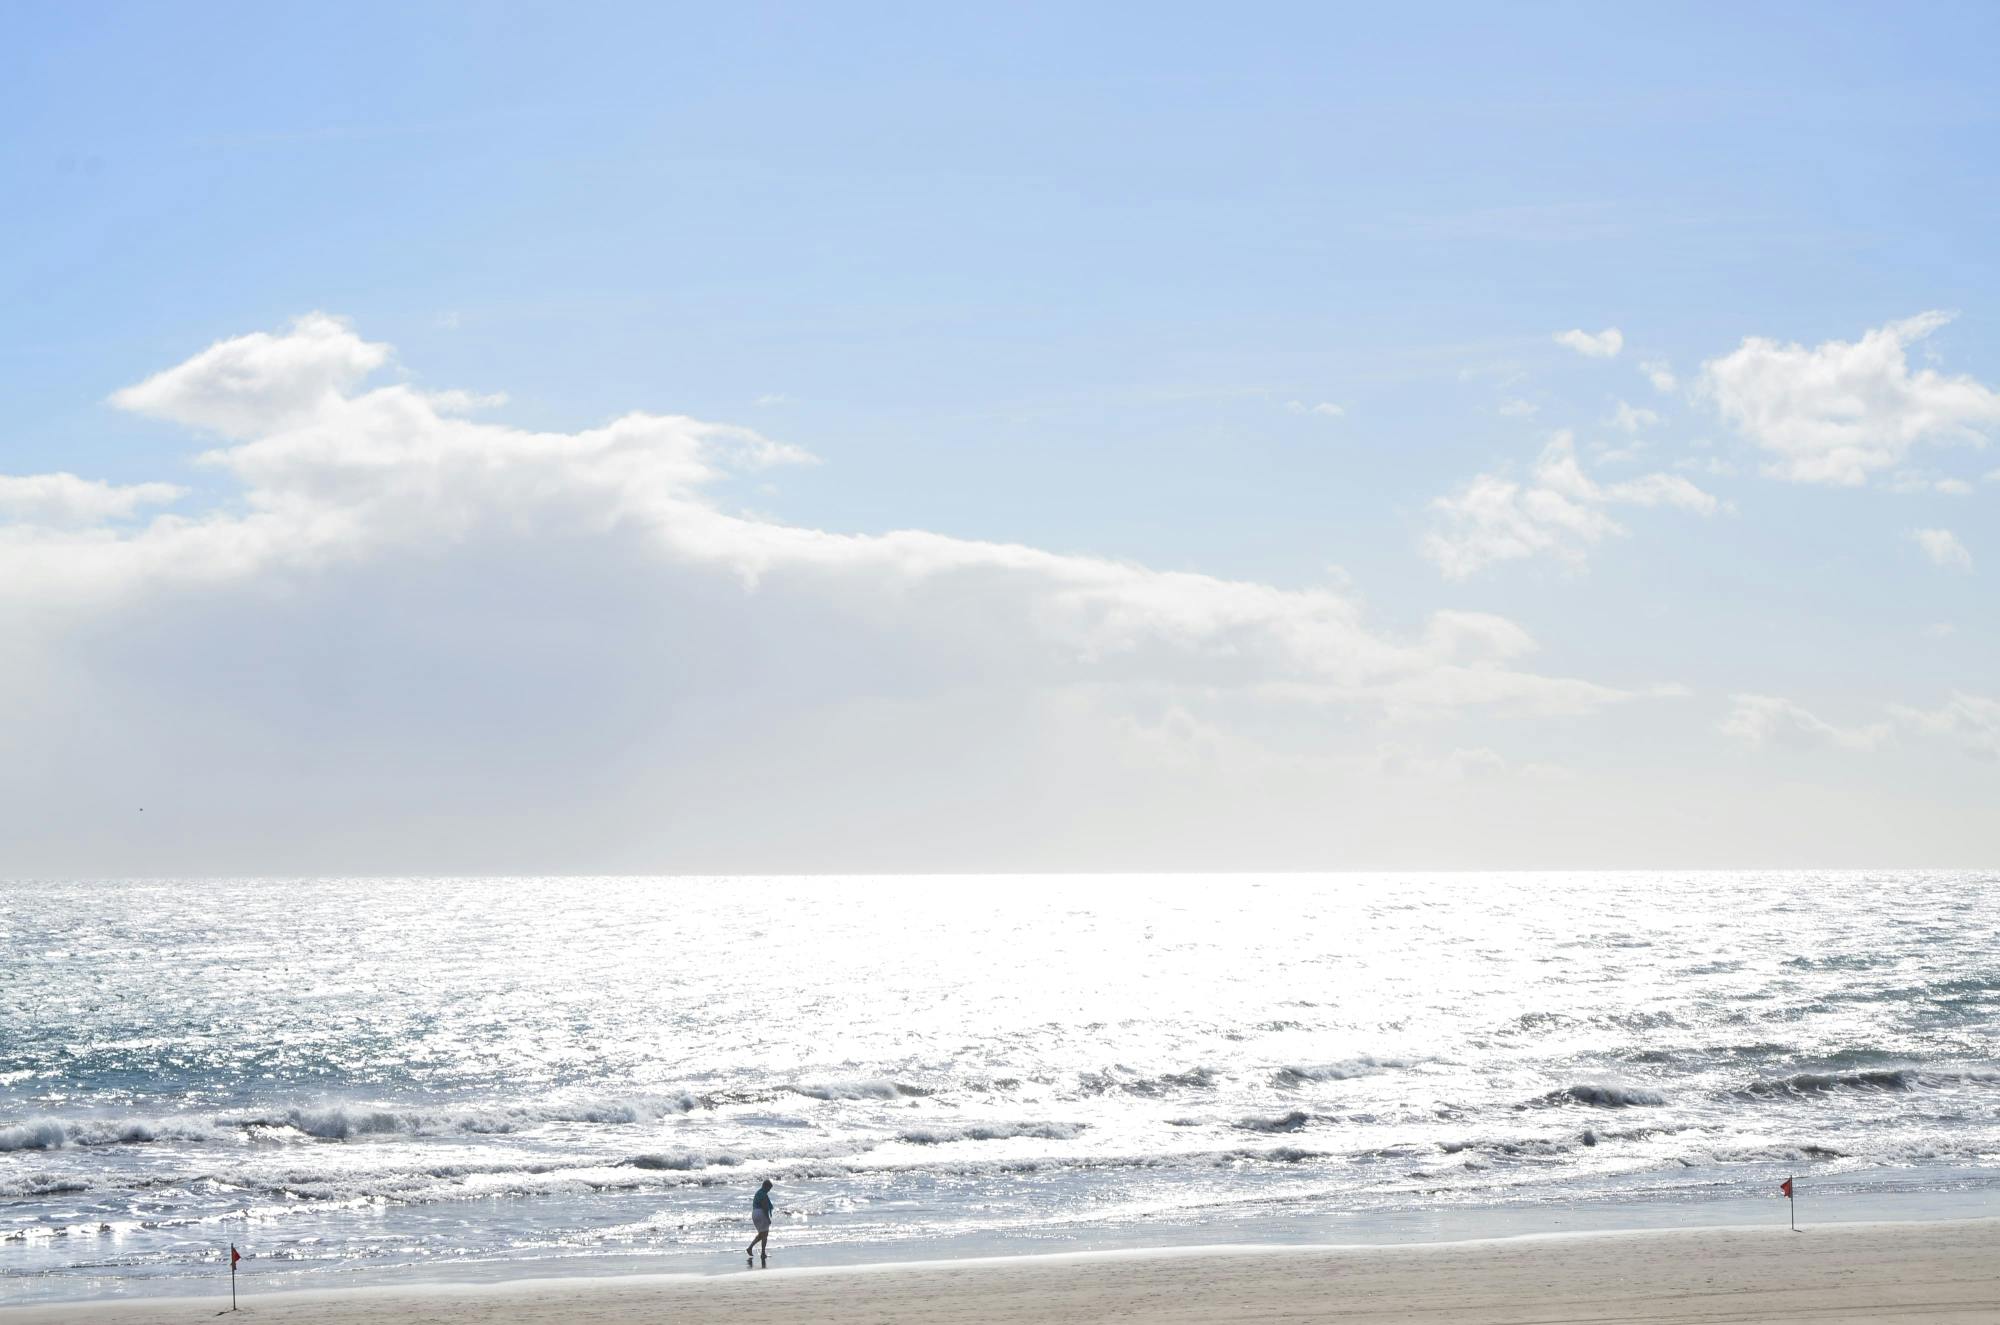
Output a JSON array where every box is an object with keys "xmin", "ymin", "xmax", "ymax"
[{"xmin": 5, "ymin": 5, "xmax": 1998, "ymax": 875}]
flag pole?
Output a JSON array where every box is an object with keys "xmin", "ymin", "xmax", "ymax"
[
  {"xmin": 230, "ymin": 1243, "xmax": 238, "ymax": 1311},
  {"xmin": 1788, "ymin": 1177, "xmax": 1795, "ymax": 1232}
]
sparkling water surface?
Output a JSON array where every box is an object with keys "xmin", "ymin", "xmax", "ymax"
[{"xmin": 3, "ymin": 872, "xmax": 1997, "ymax": 1304}]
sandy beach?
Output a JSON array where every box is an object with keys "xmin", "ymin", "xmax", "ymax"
[{"xmin": 10, "ymin": 1218, "xmax": 1996, "ymax": 1324}]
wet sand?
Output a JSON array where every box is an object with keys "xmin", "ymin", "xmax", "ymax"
[{"xmin": 9, "ymin": 1218, "xmax": 1996, "ymax": 1324}]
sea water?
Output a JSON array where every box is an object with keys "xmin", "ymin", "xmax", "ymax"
[{"xmin": 3, "ymin": 872, "xmax": 1996, "ymax": 1305}]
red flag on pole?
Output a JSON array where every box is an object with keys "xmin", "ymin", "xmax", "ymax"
[
  {"xmin": 1779, "ymin": 1178, "xmax": 1793, "ymax": 1198},
  {"xmin": 231, "ymin": 1246, "xmax": 241, "ymax": 1266}
]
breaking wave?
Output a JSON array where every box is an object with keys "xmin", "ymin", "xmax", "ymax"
[
  {"xmin": 0, "ymin": 1117, "xmax": 221, "ymax": 1151},
  {"xmin": 1234, "ymin": 1110, "xmax": 1313, "ymax": 1133},
  {"xmin": 1528, "ymin": 1084, "xmax": 1666, "ymax": 1108},
  {"xmin": 1732, "ymin": 1068, "xmax": 2000, "ymax": 1099},
  {"xmin": 894, "ymin": 1121, "xmax": 1086, "ymax": 1145},
  {"xmin": 1270, "ymin": 1057, "xmax": 1408, "ymax": 1087},
  {"xmin": 235, "ymin": 1094, "xmax": 706, "ymax": 1138},
  {"xmin": 1739, "ymin": 1069, "xmax": 1921, "ymax": 1097},
  {"xmin": 0, "ymin": 1094, "xmax": 706, "ymax": 1151},
  {"xmin": 627, "ymin": 1152, "xmax": 746, "ymax": 1171},
  {"xmin": 1077, "ymin": 1067, "xmax": 1219, "ymax": 1096},
  {"xmin": 786, "ymin": 1080, "xmax": 931, "ymax": 1101}
]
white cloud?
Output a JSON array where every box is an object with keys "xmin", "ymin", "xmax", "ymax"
[
  {"xmin": 1891, "ymin": 693, "xmax": 2000, "ymax": 759},
  {"xmin": 1700, "ymin": 311, "xmax": 2000, "ymax": 485},
  {"xmin": 1554, "ymin": 327, "xmax": 1623, "ymax": 358},
  {"xmin": 0, "ymin": 472, "xmax": 186, "ymax": 524},
  {"xmin": 16, "ymin": 320, "xmax": 1666, "ymax": 704},
  {"xmin": 1609, "ymin": 401, "xmax": 1660, "ymax": 432},
  {"xmin": 755, "ymin": 393, "xmax": 789, "ymax": 407},
  {"xmin": 1935, "ymin": 478, "xmax": 1974, "ymax": 496},
  {"xmin": 1424, "ymin": 432, "xmax": 1718, "ymax": 578},
  {"xmin": 1287, "ymin": 400, "xmax": 1345, "ymax": 417},
  {"xmin": 1721, "ymin": 694, "xmax": 1892, "ymax": 752},
  {"xmin": 1498, "ymin": 399, "xmax": 1538, "ymax": 418},
  {"xmin": 112, "ymin": 312, "xmax": 393, "ymax": 441},
  {"xmin": 1923, "ymin": 622, "xmax": 1956, "ymax": 639},
  {"xmin": 1640, "ymin": 360, "xmax": 1676, "ymax": 392},
  {"xmin": 1910, "ymin": 527, "xmax": 1973, "ymax": 571},
  {"xmin": 0, "ymin": 315, "xmax": 1701, "ymax": 872}
]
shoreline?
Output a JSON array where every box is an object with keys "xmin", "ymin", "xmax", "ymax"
[{"xmin": 9, "ymin": 1216, "xmax": 1997, "ymax": 1323}]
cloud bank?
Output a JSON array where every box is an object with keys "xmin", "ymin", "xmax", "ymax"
[{"xmin": 0, "ymin": 315, "xmax": 1675, "ymax": 873}]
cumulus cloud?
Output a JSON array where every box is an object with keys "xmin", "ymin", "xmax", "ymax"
[
  {"xmin": 1910, "ymin": 527, "xmax": 1973, "ymax": 571},
  {"xmin": 1891, "ymin": 693, "xmax": 2000, "ymax": 759},
  {"xmin": 0, "ymin": 315, "xmax": 1679, "ymax": 872},
  {"xmin": 1498, "ymin": 399, "xmax": 1538, "ymax": 418},
  {"xmin": 1423, "ymin": 433, "xmax": 1718, "ymax": 579},
  {"xmin": 1608, "ymin": 401, "xmax": 1660, "ymax": 432},
  {"xmin": 1554, "ymin": 327, "xmax": 1623, "ymax": 358},
  {"xmin": 0, "ymin": 472, "xmax": 186, "ymax": 524},
  {"xmin": 1640, "ymin": 360, "xmax": 1676, "ymax": 392},
  {"xmin": 112, "ymin": 312, "xmax": 392, "ymax": 440},
  {"xmin": 1700, "ymin": 311, "xmax": 2000, "ymax": 485},
  {"xmin": 66, "ymin": 325, "xmax": 1621, "ymax": 716},
  {"xmin": 1721, "ymin": 694, "xmax": 1892, "ymax": 752}
]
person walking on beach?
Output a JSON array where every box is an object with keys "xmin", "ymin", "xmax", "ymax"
[{"xmin": 746, "ymin": 1179, "xmax": 775, "ymax": 1264}]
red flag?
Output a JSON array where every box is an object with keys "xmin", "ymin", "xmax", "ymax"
[
  {"xmin": 231, "ymin": 1246, "xmax": 241, "ymax": 1266},
  {"xmin": 1779, "ymin": 1178, "xmax": 1793, "ymax": 1198}
]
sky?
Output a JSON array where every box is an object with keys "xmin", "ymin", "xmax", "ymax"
[{"xmin": 3, "ymin": 3, "xmax": 1997, "ymax": 874}]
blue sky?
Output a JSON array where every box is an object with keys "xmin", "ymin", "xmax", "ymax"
[{"xmin": 3, "ymin": 4, "xmax": 1997, "ymax": 871}]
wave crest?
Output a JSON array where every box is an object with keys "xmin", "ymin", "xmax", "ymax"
[
  {"xmin": 0, "ymin": 1117, "xmax": 220, "ymax": 1151},
  {"xmin": 627, "ymin": 1152, "xmax": 745, "ymax": 1171},
  {"xmin": 1728, "ymin": 1067, "xmax": 2000, "ymax": 1098},
  {"xmin": 1234, "ymin": 1110, "xmax": 1312, "ymax": 1133},
  {"xmin": 1529, "ymin": 1083, "xmax": 1666, "ymax": 1108},
  {"xmin": 1270, "ymin": 1057, "xmax": 1407, "ymax": 1087},
  {"xmin": 787, "ymin": 1080, "xmax": 931, "ymax": 1101},
  {"xmin": 894, "ymin": 1121, "xmax": 1085, "ymax": 1145}
]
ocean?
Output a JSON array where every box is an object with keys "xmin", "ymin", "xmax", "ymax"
[{"xmin": 4, "ymin": 872, "xmax": 1996, "ymax": 1305}]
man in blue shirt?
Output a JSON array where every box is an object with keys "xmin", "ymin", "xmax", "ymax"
[{"xmin": 746, "ymin": 1179, "xmax": 775, "ymax": 1264}]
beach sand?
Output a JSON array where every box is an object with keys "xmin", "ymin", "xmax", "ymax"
[{"xmin": 10, "ymin": 1218, "xmax": 1996, "ymax": 1324}]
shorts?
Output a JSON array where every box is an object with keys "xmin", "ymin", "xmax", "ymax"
[{"xmin": 753, "ymin": 1211, "xmax": 771, "ymax": 1233}]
